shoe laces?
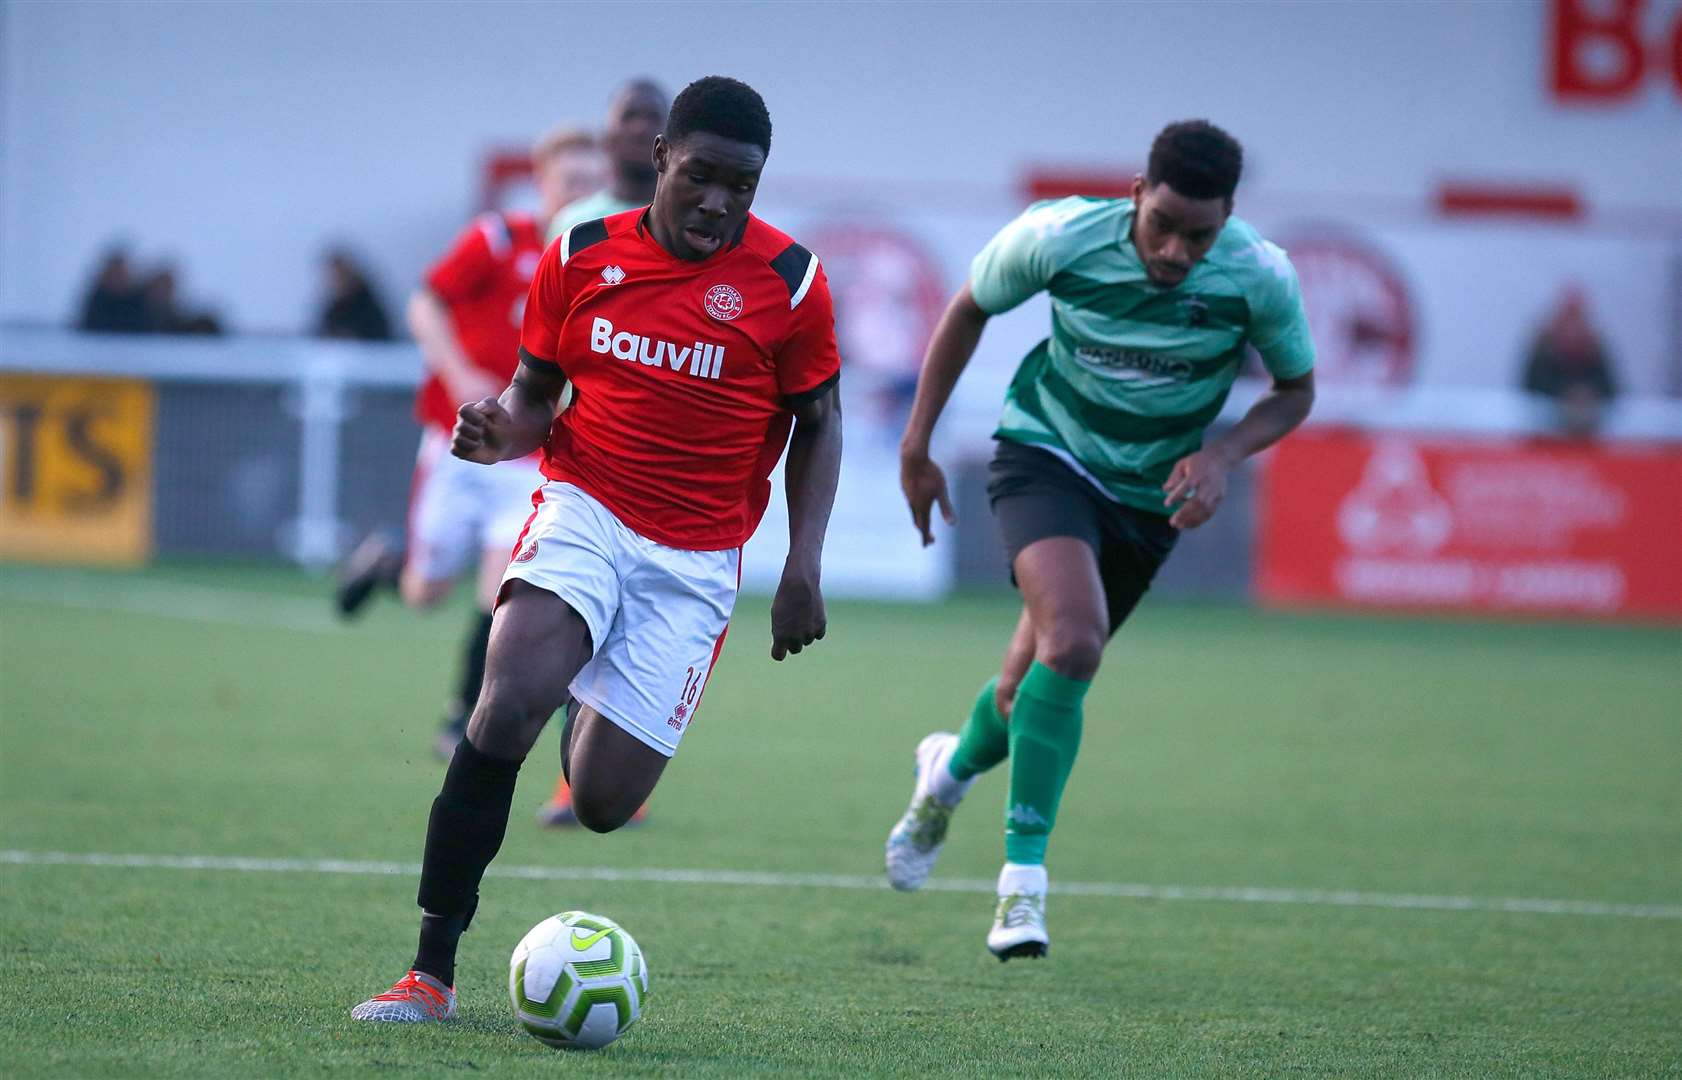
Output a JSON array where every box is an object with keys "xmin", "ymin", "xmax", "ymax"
[
  {"xmin": 372, "ymin": 971, "xmax": 451, "ymax": 1014},
  {"xmin": 995, "ymin": 893, "xmax": 1045, "ymax": 929}
]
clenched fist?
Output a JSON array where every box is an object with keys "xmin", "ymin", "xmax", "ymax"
[{"xmin": 450, "ymin": 397, "xmax": 512, "ymax": 464}]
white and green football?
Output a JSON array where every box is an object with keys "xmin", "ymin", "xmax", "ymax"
[{"xmin": 508, "ymin": 911, "xmax": 648, "ymax": 1050}]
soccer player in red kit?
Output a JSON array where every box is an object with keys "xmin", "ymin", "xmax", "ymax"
[
  {"xmin": 352, "ymin": 76, "xmax": 842, "ymax": 1023},
  {"xmin": 535, "ymin": 78, "xmax": 671, "ymax": 827},
  {"xmin": 336, "ymin": 127, "xmax": 604, "ymax": 759}
]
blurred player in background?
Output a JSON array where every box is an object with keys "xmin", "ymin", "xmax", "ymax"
[
  {"xmin": 336, "ymin": 125, "xmax": 605, "ymax": 760},
  {"xmin": 352, "ymin": 76, "xmax": 843, "ymax": 1024},
  {"xmin": 536, "ymin": 77, "xmax": 670, "ymax": 827},
  {"xmin": 546, "ymin": 78, "xmax": 668, "ymax": 243},
  {"xmin": 884, "ymin": 121, "xmax": 1316, "ymax": 960}
]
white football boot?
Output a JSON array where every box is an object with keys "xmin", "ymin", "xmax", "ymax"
[
  {"xmin": 349, "ymin": 969, "xmax": 457, "ymax": 1022},
  {"xmin": 885, "ymin": 732, "xmax": 975, "ymax": 891},
  {"xmin": 987, "ymin": 862, "xmax": 1049, "ymax": 961}
]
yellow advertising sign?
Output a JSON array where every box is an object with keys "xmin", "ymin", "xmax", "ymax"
[{"xmin": 0, "ymin": 373, "xmax": 154, "ymax": 564}]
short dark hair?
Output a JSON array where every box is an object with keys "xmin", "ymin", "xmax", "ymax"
[
  {"xmin": 666, "ymin": 76, "xmax": 772, "ymax": 156},
  {"xmin": 1146, "ymin": 120, "xmax": 1243, "ymax": 202}
]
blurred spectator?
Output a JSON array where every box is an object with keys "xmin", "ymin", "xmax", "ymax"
[
  {"xmin": 317, "ymin": 248, "xmax": 393, "ymax": 340},
  {"xmin": 145, "ymin": 264, "xmax": 224, "ymax": 335},
  {"xmin": 1521, "ymin": 286, "xmax": 1617, "ymax": 437},
  {"xmin": 78, "ymin": 247, "xmax": 152, "ymax": 333},
  {"xmin": 145, "ymin": 266, "xmax": 182, "ymax": 330}
]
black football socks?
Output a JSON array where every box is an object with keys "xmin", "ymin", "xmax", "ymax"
[{"xmin": 413, "ymin": 737, "xmax": 521, "ymax": 985}]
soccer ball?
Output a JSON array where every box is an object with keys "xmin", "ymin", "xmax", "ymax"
[{"xmin": 508, "ymin": 911, "xmax": 648, "ymax": 1050}]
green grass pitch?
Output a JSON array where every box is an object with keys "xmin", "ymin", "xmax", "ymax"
[{"xmin": 2, "ymin": 562, "xmax": 1678, "ymax": 1078}]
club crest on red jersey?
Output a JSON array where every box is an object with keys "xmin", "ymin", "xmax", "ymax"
[{"xmin": 704, "ymin": 283, "xmax": 744, "ymax": 322}]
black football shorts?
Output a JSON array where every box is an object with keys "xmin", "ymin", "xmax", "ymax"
[{"xmin": 986, "ymin": 438, "xmax": 1179, "ymax": 636}]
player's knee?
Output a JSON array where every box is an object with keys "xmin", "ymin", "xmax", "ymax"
[
  {"xmin": 569, "ymin": 791, "xmax": 632, "ymax": 834},
  {"xmin": 464, "ymin": 687, "xmax": 545, "ymax": 760},
  {"xmin": 1035, "ymin": 623, "xmax": 1103, "ymax": 681},
  {"xmin": 573, "ymin": 808, "xmax": 623, "ymax": 835}
]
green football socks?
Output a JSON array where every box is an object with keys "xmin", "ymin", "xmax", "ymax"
[
  {"xmin": 1003, "ymin": 662, "xmax": 1089, "ymax": 865},
  {"xmin": 946, "ymin": 665, "xmax": 1092, "ymax": 864},
  {"xmin": 948, "ymin": 676, "xmax": 1009, "ymax": 781}
]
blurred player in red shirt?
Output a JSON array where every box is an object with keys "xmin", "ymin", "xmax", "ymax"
[
  {"xmin": 336, "ymin": 125, "xmax": 605, "ymax": 760},
  {"xmin": 353, "ymin": 76, "xmax": 843, "ymax": 1024}
]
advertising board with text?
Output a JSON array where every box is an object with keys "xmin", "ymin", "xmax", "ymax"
[
  {"xmin": 1257, "ymin": 429, "xmax": 1682, "ymax": 620},
  {"xmin": 0, "ymin": 374, "xmax": 154, "ymax": 564}
]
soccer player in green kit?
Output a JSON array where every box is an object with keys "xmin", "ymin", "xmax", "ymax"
[{"xmin": 884, "ymin": 121, "xmax": 1316, "ymax": 960}]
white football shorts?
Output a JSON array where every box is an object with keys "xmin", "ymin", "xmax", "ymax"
[
  {"xmin": 500, "ymin": 481, "xmax": 740, "ymax": 757},
  {"xmin": 407, "ymin": 429, "xmax": 543, "ymax": 584}
]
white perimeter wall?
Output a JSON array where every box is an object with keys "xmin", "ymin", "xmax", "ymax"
[{"xmin": 2, "ymin": 0, "xmax": 1678, "ymax": 335}]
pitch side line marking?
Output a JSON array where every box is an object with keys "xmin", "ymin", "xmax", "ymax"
[{"xmin": 3, "ymin": 850, "xmax": 1677, "ymax": 921}]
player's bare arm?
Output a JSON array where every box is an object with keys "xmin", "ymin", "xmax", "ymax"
[
  {"xmin": 1163, "ymin": 369, "xmax": 1315, "ymax": 529},
  {"xmin": 450, "ymin": 357, "xmax": 567, "ymax": 465},
  {"xmin": 408, "ymin": 288, "xmax": 502, "ymax": 404},
  {"xmin": 771, "ymin": 384, "xmax": 841, "ymax": 661},
  {"xmin": 899, "ymin": 284, "xmax": 991, "ymax": 546}
]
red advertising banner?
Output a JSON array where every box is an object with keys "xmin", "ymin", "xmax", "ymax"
[{"xmin": 1257, "ymin": 429, "xmax": 1682, "ymax": 620}]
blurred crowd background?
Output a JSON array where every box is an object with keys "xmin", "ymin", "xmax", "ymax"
[{"xmin": 1, "ymin": 0, "xmax": 1678, "ymax": 621}]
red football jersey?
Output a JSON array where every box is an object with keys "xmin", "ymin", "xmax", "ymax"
[
  {"xmin": 416, "ymin": 212, "xmax": 545, "ymax": 433},
  {"xmin": 519, "ymin": 209, "xmax": 841, "ymax": 551}
]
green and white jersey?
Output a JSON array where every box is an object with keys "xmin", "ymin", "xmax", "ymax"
[
  {"xmin": 970, "ymin": 196, "xmax": 1314, "ymax": 514},
  {"xmin": 545, "ymin": 190, "xmax": 645, "ymax": 245}
]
